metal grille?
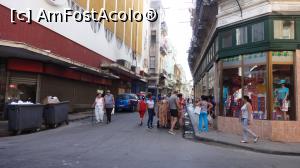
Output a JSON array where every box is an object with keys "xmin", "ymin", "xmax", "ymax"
[{"xmin": 9, "ymin": 72, "xmax": 37, "ymax": 85}]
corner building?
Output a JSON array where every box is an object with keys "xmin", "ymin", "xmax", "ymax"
[{"xmin": 189, "ymin": 0, "xmax": 300, "ymax": 142}]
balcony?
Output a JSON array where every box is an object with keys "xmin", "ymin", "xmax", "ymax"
[{"xmin": 160, "ymin": 69, "xmax": 168, "ymax": 79}]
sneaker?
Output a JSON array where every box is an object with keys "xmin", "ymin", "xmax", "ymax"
[
  {"xmin": 240, "ymin": 140, "xmax": 248, "ymax": 143},
  {"xmin": 254, "ymin": 137, "xmax": 259, "ymax": 143},
  {"xmin": 168, "ymin": 130, "xmax": 175, "ymax": 135}
]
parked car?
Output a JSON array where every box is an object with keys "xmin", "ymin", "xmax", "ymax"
[{"xmin": 115, "ymin": 93, "xmax": 139, "ymax": 112}]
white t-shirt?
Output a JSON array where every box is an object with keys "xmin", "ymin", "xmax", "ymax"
[
  {"xmin": 147, "ymin": 100, "xmax": 155, "ymax": 109},
  {"xmin": 95, "ymin": 97, "xmax": 104, "ymax": 107}
]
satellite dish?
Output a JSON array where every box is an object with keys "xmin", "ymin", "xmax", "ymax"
[{"xmin": 46, "ymin": 0, "xmax": 66, "ymax": 6}]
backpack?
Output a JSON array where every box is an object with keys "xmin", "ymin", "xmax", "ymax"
[{"xmin": 139, "ymin": 100, "xmax": 147, "ymax": 112}]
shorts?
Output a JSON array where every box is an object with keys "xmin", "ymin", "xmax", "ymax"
[{"xmin": 170, "ymin": 109, "xmax": 178, "ymax": 117}]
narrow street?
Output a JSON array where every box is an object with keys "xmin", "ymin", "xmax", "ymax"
[{"xmin": 0, "ymin": 113, "xmax": 299, "ymax": 168}]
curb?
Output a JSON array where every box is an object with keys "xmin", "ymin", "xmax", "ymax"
[
  {"xmin": 68, "ymin": 115, "xmax": 92, "ymax": 122},
  {"xmin": 186, "ymin": 106, "xmax": 300, "ymax": 156},
  {"xmin": 193, "ymin": 134, "xmax": 300, "ymax": 156}
]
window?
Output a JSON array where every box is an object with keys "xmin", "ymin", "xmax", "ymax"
[
  {"xmin": 222, "ymin": 31, "xmax": 232, "ymax": 48},
  {"xmin": 222, "ymin": 67, "xmax": 243, "ymax": 117},
  {"xmin": 236, "ymin": 26, "xmax": 248, "ymax": 45},
  {"xmin": 222, "ymin": 56, "xmax": 242, "ymax": 117},
  {"xmin": 151, "ymin": 30, "xmax": 156, "ymax": 43},
  {"xmin": 149, "ymin": 56, "xmax": 155, "ymax": 69},
  {"xmin": 252, "ymin": 22, "xmax": 265, "ymax": 42},
  {"xmin": 150, "ymin": 44, "xmax": 156, "ymax": 56},
  {"xmin": 271, "ymin": 51, "xmax": 295, "ymax": 121},
  {"xmin": 215, "ymin": 38, "xmax": 219, "ymax": 53},
  {"xmin": 243, "ymin": 53, "xmax": 267, "ymax": 120},
  {"xmin": 274, "ymin": 20, "xmax": 295, "ymax": 39}
]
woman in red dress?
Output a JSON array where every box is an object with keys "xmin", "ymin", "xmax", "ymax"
[
  {"xmin": 178, "ymin": 93, "xmax": 185, "ymax": 127},
  {"xmin": 137, "ymin": 96, "xmax": 147, "ymax": 126}
]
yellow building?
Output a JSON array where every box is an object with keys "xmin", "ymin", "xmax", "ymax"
[{"xmin": 75, "ymin": 0, "xmax": 144, "ymax": 56}]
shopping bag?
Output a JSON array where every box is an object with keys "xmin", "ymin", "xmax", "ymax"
[
  {"xmin": 111, "ymin": 108, "xmax": 115, "ymax": 115},
  {"xmin": 194, "ymin": 106, "xmax": 201, "ymax": 115},
  {"xmin": 207, "ymin": 114, "xmax": 213, "ymax": 124}
]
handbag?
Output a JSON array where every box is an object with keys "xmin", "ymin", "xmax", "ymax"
[
  {"xmin": 194, "ymin": 106, "xmax": 201, "ymax": 115},
  {"xmin": 111, "ymin": 108, "xmax": 115, "ymax": 115},
  {"xmin": 207, "ymin": 114, "xmax": 213, "ymax": 123}
]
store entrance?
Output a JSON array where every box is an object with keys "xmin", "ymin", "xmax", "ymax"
[{"xmin": 0, "ymin": 60, "xmax": 7, "ymax": 120}]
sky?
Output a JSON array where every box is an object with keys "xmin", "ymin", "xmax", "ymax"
[{"xmin": 162, "ymin": 0, "xmax": 193, "ymax": 81}]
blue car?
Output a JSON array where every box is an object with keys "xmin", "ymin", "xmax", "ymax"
[{"xmin": 115, "ymin": 93, "xmax": 139, "ymax": 112}]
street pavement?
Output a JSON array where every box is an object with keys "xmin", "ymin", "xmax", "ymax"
[
  {"xmin": 186, "ymin": 105, "xmax": 300, "ymax": 155},
  {"xmin": 0, "ymin": 112, "xmax": 300, "ymax": 168}
]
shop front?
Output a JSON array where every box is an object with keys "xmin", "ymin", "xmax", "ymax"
[
  {"xmin": 0, "ymin": 57, "xmax": 114, "ymax": 119},
  {"xmin": 218, "ymin": 51, "xmax": 300, "ymax": 142}
]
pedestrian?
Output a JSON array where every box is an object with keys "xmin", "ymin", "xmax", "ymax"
[
  {"xmin": 177, "ymin": 93, "xmax": 185, "ymax": 127},
  {"xmin": 168, "ymin": 91, "xmax": 180, "ymax": 135},
  {"xmin": 240, "ymin": 96, "xmax": 259, "ymax": 143},
  {"xmin": 104, "ymin": 90, "xmax": 115, "ymax": 124},
  {"xmin": 208, "ymin": 96, "xmax": 216, "ymax": 126},
  {"xmin": 137, "ymin": 96, "xmax": 147, "ymax": 126},
  {"xmin": 92, "ymin": 93, "xmax": 105, "ymax": 123},
  {"xmin": 198, "ymin": 95, "xmax": 213, "ymax": 133},
  {"xmin": 146, "ymin": 94, "xmax": 155, "ymax": 129},
  {"xmin": 159, "ymin": 95, "xmax": 169, "ymax": 128}
]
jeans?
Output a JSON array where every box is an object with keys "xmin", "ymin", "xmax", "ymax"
[
  {"xmin": 198, "ymin": 112, "xmax": 208, "ymax": 132},
  {"xmin": 241, "ymin": 118, "xmax": 257, "ymax": 141},
  {"xmin": 105, "ymin": 108, "xmax": 113, "ymax": 123},
  {"xmin": 147, "ymin": 109, "xmax": 155, "ymax": 128}
]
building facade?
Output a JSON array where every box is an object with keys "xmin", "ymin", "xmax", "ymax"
[
  {"xmin": 189, "ymin": 0, "xmax": 300, "ymax": 142},
  {"xmin": 0, "ymin": 0, "xmax": 149, "ymax": 117},
  {"xmin": 147, "ymin": 0, "xmax": 169, "ymax": 97}
]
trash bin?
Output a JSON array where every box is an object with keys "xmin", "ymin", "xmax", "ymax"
[
  {"xmin": 43, "ymin": 101, "xmax": 70, "ymax": 128},
  {"xmin": 7, "ymin": 104, "xmax": 44, "ymax": 135}
]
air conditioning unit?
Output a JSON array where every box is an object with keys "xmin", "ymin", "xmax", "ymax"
[{"xmin": 117, "ymin": 59, "xmax": 131, "ymax": 70}]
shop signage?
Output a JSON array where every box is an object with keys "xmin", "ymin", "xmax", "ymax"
[
  {"xmin": 223, "ymin": 56, "xmax": 242, "ymax": 68},
  {"xmin": 244, "ymin": 52, "xmax": 267, "ymax": 65},
  {"xmin": 272, "ymin": 51, "xmax": 294, "ymax": 57},
  {"xmin": 272, "ymin": 51, "xmax": 294, "ymax": 63}
]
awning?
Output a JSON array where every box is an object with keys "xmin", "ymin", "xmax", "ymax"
[
  {"xmin": 101, "ymin": 63, "xmax": 147, "ymax": 83},
  {"xmin": 0, "ymin": 40, "xmax": 119, "ymax": 79}
]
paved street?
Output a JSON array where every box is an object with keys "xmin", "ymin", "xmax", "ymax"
[{"xmin": 0, "ymin": 112, "xmax": 300, "ymax": 168}]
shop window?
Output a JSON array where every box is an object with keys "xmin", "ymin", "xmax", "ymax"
[
  {"xmin": 271, "ymin": 52, "xmax": 295, "ymax": 121},
  {"xmin": 243, "ymin": 53, "xmax": 267, "ymax": 120},
  {"xmin": 274, "ymin": 20, "xmax": 295, "ymax": 39},
  {"xmin": 222, "ymin": 67, "xmax": 242, "ymax": 117},
  {"xmin": 222, "ymin": 31, "xmax": 232, "ymax": 48},
  {"xmin": 208, "ymin": 68, "xmax": 215, "ymax": 96},
  {"xmin": 252, "ymin": 22, "xmax": 264, "ymax": 42},
  {"xmin": 222, "ymin": 56, "xmax": 242, "ymax": 117},
  {"xmin": 236, "ymin": 26, "xmax": 248, "ymax": 45}
]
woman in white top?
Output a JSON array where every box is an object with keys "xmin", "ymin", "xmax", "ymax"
[
  {"xmin": 198, "ymin": 96, "xmax": 213, "ymax": 133},
  {"xmin": 93, "ymin": 93, "xmax": 105, "ymax": 123},
  {"xmin": 240, "ymin": 96, "xmax": 258, "ymax": 143},
  {"xmin": 146, "ymin": 95, "xmax": 155, "ymax": 129}
]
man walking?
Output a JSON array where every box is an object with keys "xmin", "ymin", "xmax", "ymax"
[
  {"xmin": 168, "ymin": 91, "xmax": 179, "ymax": 135},
  {"xmin": 104, "ymin": 90, "xmax": 115, "ymax": 124}
]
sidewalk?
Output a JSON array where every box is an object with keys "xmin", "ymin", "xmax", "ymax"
[
  {"xmin": 0, "ymin": 111, "xmax": 93, "ymax": 137},
  {"xmin": 187, "ymin": 105, "xmax": 300, "ymax": 156}
]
